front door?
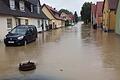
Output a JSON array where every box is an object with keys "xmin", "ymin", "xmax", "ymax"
[
  {"xmin": 42, "ymin": 20, "xmax": 44, "ymax": 31},
  {"xmin": 53, "ymin": 22, "xmax": 55, "ymax": 29}
]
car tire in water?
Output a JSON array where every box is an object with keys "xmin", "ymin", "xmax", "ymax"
[{"xmin": 34, "ymin": 38, "xmax": 37, "ymax": 41}]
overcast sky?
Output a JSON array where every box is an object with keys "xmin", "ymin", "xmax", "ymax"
[{"xmin": 41, "ymin": 0, "xmax": 103, "ymax": 16}]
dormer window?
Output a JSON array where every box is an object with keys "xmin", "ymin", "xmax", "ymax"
[
  {"xmin": 37, "ymin": 3, "xmax": 40, "ymax": 14},
  {"xmin": 31, "ymin": 5, "xmax": 33, "ymax": 12},
  {"xmin": 19, "ymin": 1, "xmax": 25, "ymax": 12},
  {"xmin": 9, "ymin": 0, "xmax": 15, "ymax": 10}
]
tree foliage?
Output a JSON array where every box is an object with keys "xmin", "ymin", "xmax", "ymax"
[
  {"xmin": 74, "ymin": 11, "xmax": 79, "ymax": 23},
  {"xmin": 59, "ymin": 9, "xmax": 73, "ymax": 15},
  {"xmin": 80, "ymin": 2, "xmax": 92, "ymax": 24}
]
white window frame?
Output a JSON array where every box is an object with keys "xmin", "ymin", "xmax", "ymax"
[
  {"xmin": 37, "ymin": 3, "xmax": 40, "ymax": 14},
  {"xmin": 25, "ymin": 19, "xmax": 28, "ymax": 25},
  {"xmin": 19, "ymin": 1, "xmax": 25, "ymax": 12},
  {"xmin": 7, "ymin": 18, "xmax": 12, "ymax": 30},
  {"xmin": 31, "ymin": 4, "xmax": 33, "ymax": 12},
  {"xmin": 46, "ymin": 20, "xmax": 49, "ymax": 25},
  {"xmin": 38, "ymin": 19, "xmax": 41, "ymax": 28},
  {"xmin": 9, "ymin": 0, "xmax": 15, "ymax": 10}
]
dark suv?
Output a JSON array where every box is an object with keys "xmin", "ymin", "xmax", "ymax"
[{"xmin": 4, "ymin": 25, "xmax": 38, "ymax": 46}]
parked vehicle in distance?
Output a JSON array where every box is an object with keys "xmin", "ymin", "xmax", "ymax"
[{"xmin": 4, "ymin": 25, "xmax": 38, "ymax": 46}]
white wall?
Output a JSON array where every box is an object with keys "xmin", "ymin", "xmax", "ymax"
[
  {"xmin": 0, "ymin": 16, "xmax": 48, "ymax": 40},
  {"xmin": 0, "ymin": 16, "xmax": 7, "ymax": 41},
  {"xmin": 29, "ymin": 18, "xmax": 42, "ymax": 32},
  {"xmin": 0, "ymin": 16, "xmax": 16, "ymax": 41},
  {"xmin": 43, "ymin": 19, "xmax": 49, "ymax": 31},
  {"xmin": 20, "ymin": 19, "xmax": 26, "ymax": 25},
  {"xmin": 29, "ymin": 18, "xmax": 49, "ymax": 32}
]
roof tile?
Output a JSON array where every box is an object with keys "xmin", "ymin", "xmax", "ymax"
[
  {"xmin": 108, "ymin": 0, "xmax": 119, "ymax": 10},
  {"xmin": 0, "ymin": 0, "xmax": 48, "ymax": 19},
  {"xmin": 44, "ymin": 4, "xmax": 64, "ymax": 20}
]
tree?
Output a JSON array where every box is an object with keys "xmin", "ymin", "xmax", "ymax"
[
  {"xmin": 74, "ymin": 11, "xmax": 79, "ymax": 23},
  {"xmin": 59, "ymin": 9, "xmax": 73, "ymax": 15},
  {"xmin": 80, "ymin": 2, "xmax": 92, "ymax": 24},
  {"xmin": 78, "ymin": 16, "xmax": 81, "ymax": 21},
  {"xmin": 59, "ymin": 9, "xmax": 74, "ymax": 26}
]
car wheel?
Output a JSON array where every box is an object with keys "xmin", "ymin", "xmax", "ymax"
[{"xmin": 34, "ymin": 38, "xmax": 37, "ymax": 41}]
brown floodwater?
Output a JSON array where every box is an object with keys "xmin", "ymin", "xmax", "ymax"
[{"xmin": 0, "ymin": 22, "xmax": 120, "ymax": 80}]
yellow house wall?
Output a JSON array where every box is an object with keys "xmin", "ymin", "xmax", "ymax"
[
  {"xmin": 103, "ymin": 0, "xmax": 109, "ymax": 29},
  {"xmin": 42, "ymin": 6, "xmax": 55, "ymax": 20},
  {"xmin": 103, "ymin": 11, "xmax": 116, "ymax": 30},
  {"xmin": 109, "ymin": 11, "xmax": 116, "ymax": 30},
  {"xmin": 55, "ymin": 20, "xmax": 61, "ymax": 28},
  {"xmin": 52, "ymin": 20, "xmax": 64, "ymax": 28},
  {"xmin": 42, "ymin": 6, "xmax": 65, "ymax": 28},
  {"xmin": 102, "ymin": 0, "xmax": 116, "ymax": 30}
]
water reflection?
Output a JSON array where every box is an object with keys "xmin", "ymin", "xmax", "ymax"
[
  {"xmin": 0, "ymin": 22, "xmax": 120, "ymax": 80},
  {"xmin": 0, "ymin": 28, "xmax": 64, "ymax": 79},
  {"xmin": 81, "ymin": 25, "xmax": 91, "ymax": 43},
  {"xmin": 90, "ymin": 30, "xmax": 120, "ymax": 68},
  {"xmin": 38, "ymin": 28, "xmax": 63, "ymax": 44}
]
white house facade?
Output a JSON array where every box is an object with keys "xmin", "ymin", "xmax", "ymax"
[{"xmin": 0, "ymin": 0, "xmax": 49, "ymax": 41}]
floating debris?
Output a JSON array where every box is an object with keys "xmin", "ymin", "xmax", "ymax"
[
  {"xmin": 19, "ymin": 61, "xmax": 36, "ymax": 71},
  {"xmin": 60, "ymin": 69, "xmax": 63, "ymax": 72}
]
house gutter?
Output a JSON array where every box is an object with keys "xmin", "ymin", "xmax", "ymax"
[{"xmin": 109, "ymin": 10, "xmax": 110, "ymax": 32}]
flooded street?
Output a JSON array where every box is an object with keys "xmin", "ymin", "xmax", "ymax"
[{"xmin": 1, "ymin": 22, "xmax": 120, "ymax": 80}]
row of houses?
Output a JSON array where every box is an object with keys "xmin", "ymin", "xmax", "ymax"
[
  {"xmin": 0, "ymin": 0, "xmax": 75, "ymax": 41},
  {"xmin": 91, "ymin": 0, "xmax": 120, "ymax": 35},
  {"xmin": 42, "ymin": 4, "xmax": 75, "ymax": 29},
  {"xmin": 91, "ymin": 2, "xmax": 103, "ymax": 29},
  {"xmin": 60, "ymin": 11, "xmax": 75, "ymax": 26}
]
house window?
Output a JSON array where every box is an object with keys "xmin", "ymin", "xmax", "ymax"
[
  {"xmin": 37, "ymin": 3, "xmax": 40, "ymax": 14},
  {"xmin": 9, "ymin": 0, "xmax": 15, "ymax": 10},
  {"xmin": 38, "ymin": 20, "xmax": 41, "ymax": 28},
  {"xmin": 45, "ymin": 20, "xmax": 48, "ymax": 26},
  {"xmin": 25, "ymin": 19, "xmax": 28, "ymax": 25},
  {"xmin": 31, "ymin": 5, "xmax": 33, "ymax": 12},
  {"xmin": 16, "ymin": 18, "xmax": 21, "ymax": 25},
  {"xmin": 7, "ymin": 18, "xmax": 12, "ymax": 29},
  {"xmin": 19, "ymin": 1, "xmax": 25, "ymax": 11}
]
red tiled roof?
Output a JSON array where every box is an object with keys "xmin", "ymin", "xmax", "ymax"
[
  {"xmin": 60, "ymin": 12, "xmax": 74, "ymax": 21},
  {"xmin": 108, "ymin": 0, "xmax": 118, "ymax": 10},
  {"xmin": 96, "ymin": 2, "xmax": 103, "ymax": 17},
  {"xmin": 43, "ymin": 4, "xmax": 64, "ymax": 20},
  {"xmin": 68, "ymin": 14, "xmax": 75, "ymax": 20}
]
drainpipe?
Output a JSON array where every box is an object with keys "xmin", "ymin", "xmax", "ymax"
[{"xmin": 108, "ymin": 10, "xmax": 110, "ymax": 32}]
